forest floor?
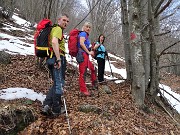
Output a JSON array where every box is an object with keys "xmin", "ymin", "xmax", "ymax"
[
  {"xmin": 0, "ymin": 55, "xmax": 180, "ymax": 135},
  {"xmin": 0, "ymin": 16, "xmax": 180, "ymax": 134}
]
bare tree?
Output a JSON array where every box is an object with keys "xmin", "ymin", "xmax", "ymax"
[
  {"xmin": 128, "ymin": 0, "xmax": 146, "ymax": 107},
  {"xmin": 14, "ymin": 0, "xmax": 73, "ymax": 24},
  {"xmin": 0, "ymin": 0, "xmax": 15, "ymax": 19},
  {"xmin": 120, "ymin": 0, "xmax": 179, "ymax": 109},
  {"xmin": 86, "ymin": 0, "xmax": 122, "ymax": 52},
  {"xmin": 121, "ymin": 0, "xmax": 132, "ymax": 81},
  {"xmin": 157, "ymin": 1, "xmax": 180, "ymax": 75}
]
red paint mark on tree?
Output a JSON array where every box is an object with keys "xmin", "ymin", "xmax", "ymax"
[{"xmin": 130, "ymin": 33, "xmax": 136, "ymax": 40}]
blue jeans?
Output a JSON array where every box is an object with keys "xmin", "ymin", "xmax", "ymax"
[
  {"xmin": 43, "ymin": 57, "xmax": 63, "ymax": 113},
  {"xmin": 60, "ymin": 55, "xmax": 66, "ymax": 87}
]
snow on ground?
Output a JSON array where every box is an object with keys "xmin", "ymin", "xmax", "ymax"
[
  {"xmin": 0, "ymin": 13, "xmax": 180, "ymax": 113},
  {"xmin": 107, "ymin": 53, "xmax": 125, "ymax": 62},
  {"xmin": 0, "ymin": 88, "xmax": 45, "ymax": 104},
  {"xmin": 0, "ymin": 33, "xmax": 34, "ymax": 55},
  {"xmin": 12, "ymin": 13, "xmax": 32, "ymax": 28},
  {"xmin": 159, "ymin": 84, "xmax": 180, "ymax": 113}
]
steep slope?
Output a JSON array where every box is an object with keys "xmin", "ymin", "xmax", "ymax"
[
  {"xmin": 0, "ymin": 14, "xmax": 180, "ymax": 134},
  {"xmin": 0, "ymin": 55, "xmax": 179, "ymax": 135}
]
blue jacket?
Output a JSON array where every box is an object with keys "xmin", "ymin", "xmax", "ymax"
[{"xmin": 77, "ymin": 32, "xmax": 90, "ymax": 53}]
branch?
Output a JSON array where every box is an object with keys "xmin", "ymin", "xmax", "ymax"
[
  {"xmin": 105, "ymin": 23, "xmax": 122, "ymax": 38},
  {"xmin": 154, "ymin": 0, "xmax": 173, "ymax": 18},
  {"xmin": 160, "ymin": 4, "xmax": 180, "ymax": 21},
  {"xmin": 159, "ymin": 87, "xmax": 180, "ymax": 103},
  {"xmin": 74, "ymin": 0, "xmax": 103, "ymax": 28},
  {"xmin": 86, "ymin": 78, "xmax": 126, "ymax": 85},
  {"xmin": 155, "ymin": 98, "xmax": 179, "ymax": 125},
  {"xmin": 154, "ymin": 30, "xmax": 171, "ymax": 36},
  {"xmin": 158, "ymin": 40, "xmax": 180, "ymax": 57},
  {"xmin": 160, "ymin": 12, "xmax": 174, "ymax": 21},
  {"xmin": 161, "ymin": 52, "xmax": 180, "ymax": 55},
  {"xmin": 98, "ymin": 78, "xmax": 126, "ymax": 84},
  {"xmin": 160, "ymin": 63, "xmax": 180, "ymax": 69},
  {"xmin": 154, "ymin": 0, "xmax": 165, "ymax": 15}
]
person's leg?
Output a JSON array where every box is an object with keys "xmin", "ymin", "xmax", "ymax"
[
  {"xmin": 102, "ymin": 59, "xmax": 105, "ymax": 81},
  {"xmin": 52, "ymin": 64, "xmax": 63, "ymax": 114},
  {"xmin": 42, "ymin": 58, "xmax": 55, "ymax": 114},
  {"xmin": 88, "ymin": 60, "xmax": 97, "ymax": 85},
  {"xmin": 97, "ymin": 58, "xmax": 104, "ymax": 82},
  {"xmin": 43, "ymin": 58, "xmax": 55, "ymax": 107},
  {"xmin": 43, "ymin": 85, "xmax": 53, "ymax": 107},
  {"xmin": 60, "ymin": 55, "xmax": 66, "ymax": 87},
  {"xmin": 79, "ymin": 53, "xmax": 90, "ymax": 95},
  {"xmin": 42, "ymin": 84, "xmax": 54, "ymax": 114}
]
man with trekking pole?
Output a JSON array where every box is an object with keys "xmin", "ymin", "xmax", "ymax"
[{"xmin": 41, "ymin": 14, "xmax": 69, "ymax": 117}]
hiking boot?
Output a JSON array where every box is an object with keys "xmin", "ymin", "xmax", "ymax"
[
  {"xmin": 52, "ymin": 107, "xmax": 65, "ymax": 117},
  {"xmin": 41, "ymin": 105, "xmax": 51, "ymax": 115},
  {"xmin": 52, "ymin": 111, "xmax": 61, "ymax": 117}
]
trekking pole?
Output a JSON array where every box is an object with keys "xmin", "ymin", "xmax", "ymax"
[
  {"xmin": 62, "ymin": 96, "xmax": 72, "ymax": 135},
  {"xmin": 106, "ymin": 52, "xmax": 113, "ymax": 77}
]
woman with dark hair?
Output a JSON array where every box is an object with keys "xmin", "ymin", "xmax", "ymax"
[{"xmin": 93, "ymin": 34, "xmax": 106, "ymax": 82}]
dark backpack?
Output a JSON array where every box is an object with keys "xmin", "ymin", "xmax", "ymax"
[{"xmin": 34, "ymin": 19, "xmax": 53, "ymax": 58}]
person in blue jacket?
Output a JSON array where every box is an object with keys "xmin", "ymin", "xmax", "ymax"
[
  {"xmin": 93, "ymin": 34, "xmax": 106, "ymax": 82},
  {"xmin": 77, "ymin": 22, "xmax": 96, "ymax": 96}
]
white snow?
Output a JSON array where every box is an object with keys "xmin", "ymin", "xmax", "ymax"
[{"xmin": 0, "ymin": 88, "xmax": 46, "ymax": 104}]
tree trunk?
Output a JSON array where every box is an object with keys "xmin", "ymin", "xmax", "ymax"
[
  {"xmin": 121, "ymin": 0, "xmax": 132, "ymax": 81},
  {"xmin": 129, "ymin": 0, "xmax": 145, "ymax": 107},
  {"xmin": 148, "ymin": 0, "xmax": 159, "ymax": 97},
  {"xmin": 140, "ymin": 0, "xmax": 150, "ymax": 91},
  {"xmin": 47, "ymin": 0, "xmax": 53, "ymax": 19}
]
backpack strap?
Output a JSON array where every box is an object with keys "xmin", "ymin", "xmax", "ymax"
[
  {"xmin": 96, "ymin": 45, "xmax": 106, "ymax": 56},
  {"xmin": 78, "ymin": 31, "xmax": 88, "ymax": 41},
  {"xmin": 53, "ymin": 24, "xmax": 64, "ymax": 42},
  {"xmin": 52, "ymin": 24, "xmax": 65, "ymax": 56},
  {"xmin": 78, "ymin": 31, "xmax": 88, "ymax": 50}
]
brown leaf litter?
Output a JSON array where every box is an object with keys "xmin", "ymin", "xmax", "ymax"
[{"xmin": 0, "ymin": 55, "xmax": 179, "ymax": 135}]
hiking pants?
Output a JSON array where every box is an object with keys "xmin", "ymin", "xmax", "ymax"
[
  {"xmin": 79, "ymin": 53, "xmax": 96, "ymax": 93},
  {"xmin": 61, "ymin": 55, "xmax": 66, "ymax": 87},
  {"xmin": 97, "ymin": 57, "xmax": 105, "ymax": 82},
  {"xmin": 43, "ymin": 56, "xmax": 63, "ymax": 113}
]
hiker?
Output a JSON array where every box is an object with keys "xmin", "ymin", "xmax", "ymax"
[
  {"xmin": 78, "ymin": 22, "xmax": 97, "ymax": 96},
  {"xmin": 41, "ymin": 14, "xmax": 69, "ymax": 116},
  {"xmin": 93, "ymin": 34, "xmax": 106, "ymax": 82}
]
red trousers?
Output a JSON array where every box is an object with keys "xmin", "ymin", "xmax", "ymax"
[{"xmin": 79, "ymin": 53, "xmax": 96, "ymax": 93}]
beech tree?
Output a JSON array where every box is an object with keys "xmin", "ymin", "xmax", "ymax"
[{"xmin": 121, "ymin": 0, "xmax": 179, "ymax": 109}]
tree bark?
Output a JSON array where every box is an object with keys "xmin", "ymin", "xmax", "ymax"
[
  {"xmin": 140, "ymin": 0, "xmax": 150, "ymax": 91},
  {"xmin": 129, "ymin": 0, "xmax": 145, "ymax": 107},
  {"xmin": 121, "ymin": 0, "xmax": 132, "ymax": 81},
  {"xmin": 148, "ymin": 0, "xmax": 159, "ymax": 97}
]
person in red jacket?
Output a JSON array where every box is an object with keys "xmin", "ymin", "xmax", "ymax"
[{"xmin": 77, "ymin": 22, "xmax": 96, "ymax": 96}]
